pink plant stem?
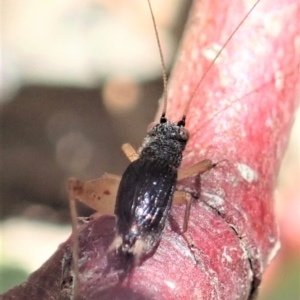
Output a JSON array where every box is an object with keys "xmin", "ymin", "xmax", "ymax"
[
  {"xmin": 1, "ymin": 0, "xmax": 299, "ymax": 299},
  {"xmin": 164, "ymin": 0, "xmax": 299, "ymax": 298}
]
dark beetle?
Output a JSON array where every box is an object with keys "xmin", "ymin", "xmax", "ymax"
[{"xmin": 112, "ymin": 115, "xmax": 189, "ymax": 261}]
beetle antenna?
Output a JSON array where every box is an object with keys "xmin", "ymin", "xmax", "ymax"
[
  {"xmin": 181, "ymin": 0, "xmax": 261, "ymax": 121},
  {"xmin": 147, "ymin": 0, "xmax": 168, "ymax": 123}
]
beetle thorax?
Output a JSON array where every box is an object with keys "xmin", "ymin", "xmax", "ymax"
[{"xmin": 139, "ymin": 121, "xmax": 189, "ymax": 169}]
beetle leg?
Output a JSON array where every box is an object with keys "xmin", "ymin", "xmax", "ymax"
[
  {"xmin": 67, "ymin": 174, "xmax": 121, "ymax": 299},
  {"xmin": 173, "ymin": 191, "xmax": 193, "ymax": 232},
  {"xmin": 67, "ymin": 179, "xmax": 80, "ymax": 300},
  {"xmin": 68, "ymin": 174, "xmax": 120, "ymax": 215},
  {"xmin": 173, "ymin": 160, "xmax": 214, "ymax": 232},
  {"xmin": 178, "ymin": 159, "xmax": 216, "ymax": 181},
  {"xmin": 122, "ymin": 143, "xmax": 139, "ymax": 162},
  {"xmin": 175, "ymin": 160, "xmax": 226, "ymax": 232},
  {"xmin": 178, "ymin": 159, "xmax": 227, "ymax": 180}
]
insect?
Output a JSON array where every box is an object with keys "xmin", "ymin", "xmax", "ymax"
[{"xmin": 67, "ymin": 0, "xmax": 269, "ymax": 298}]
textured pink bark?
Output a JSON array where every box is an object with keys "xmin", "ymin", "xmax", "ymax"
[
  {"xmin": 165, "ymin": 0, "xmax": 300, "ymax": 298},
  {"xmin": 1, "ymin": 0, "xmax": 299, "ymax": 299}
]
